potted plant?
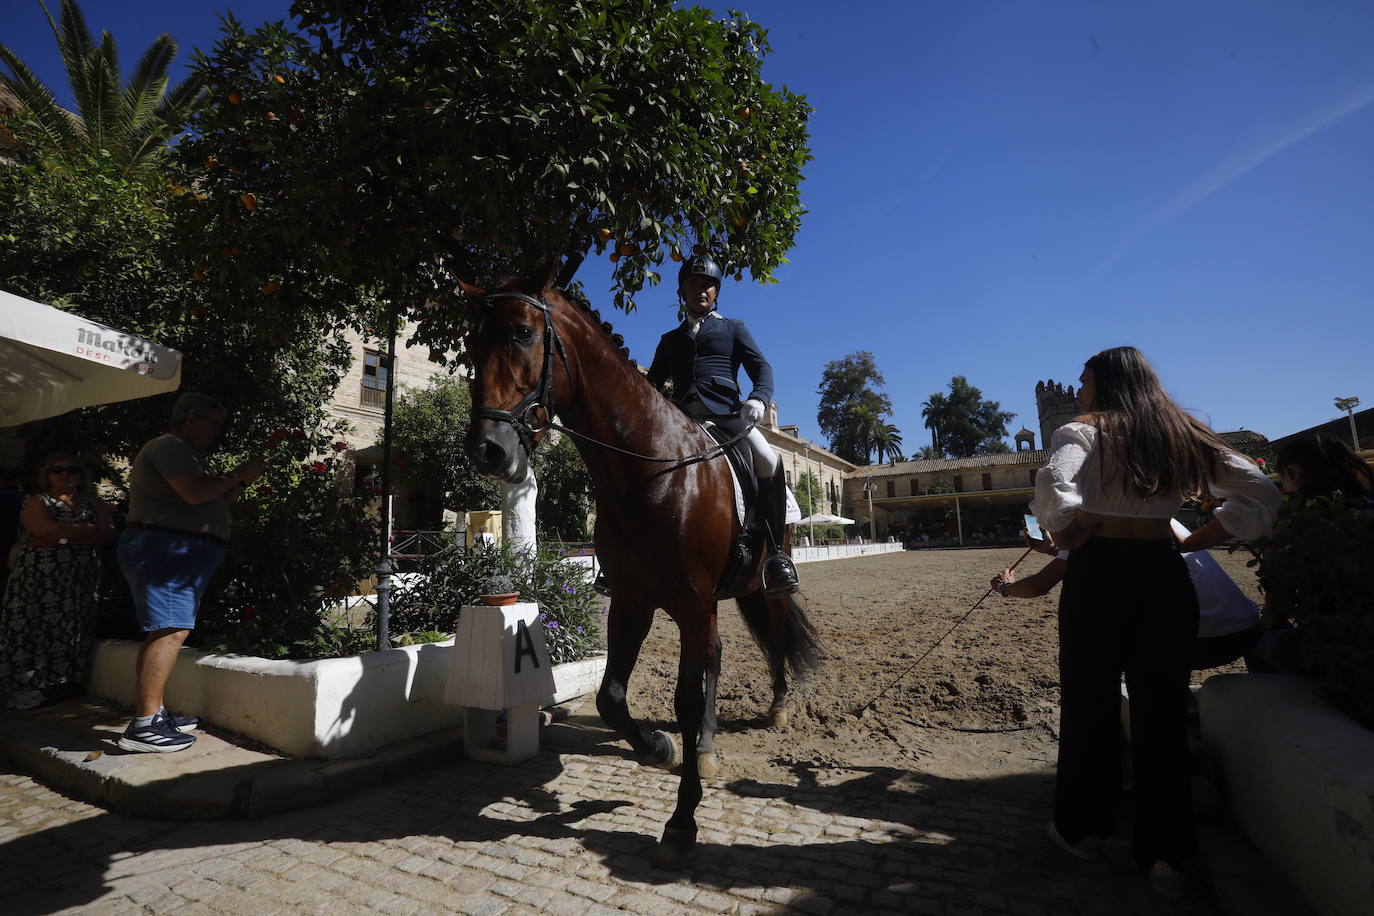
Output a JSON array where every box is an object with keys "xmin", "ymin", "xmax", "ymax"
[{"xmin": 477, "ymin": 574, "xmax": 520, "ymax": 606}]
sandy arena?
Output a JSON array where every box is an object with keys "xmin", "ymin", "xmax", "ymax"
[{"xmin": 574, "ymin": 546, "xmax": 1258, "ymax": 788}]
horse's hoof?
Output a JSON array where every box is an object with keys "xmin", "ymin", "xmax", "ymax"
[
  {"xmin": 768, "ymin": 705, "xmax": 789, "ymax": 729},
  {"xmin": 646, "ymin": 730, "xmax": 681, "ymax": 770},
  {"xmin": 654, "ymin": 825, "xmax": 697, "ymax": 866},
  {"xmin": 697, "ymin": 751, "xmax": 720, "ymax": 779}
]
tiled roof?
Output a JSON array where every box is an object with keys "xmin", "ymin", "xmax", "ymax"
[
  {"xmin": 853, "ymin": 449, "xmax": 1049, "ymax": 477},
  {"xmin": 1217, "ymin": 430, "xmax": 1268, "ymax": 447}
]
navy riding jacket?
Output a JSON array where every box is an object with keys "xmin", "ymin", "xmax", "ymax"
[{"xmin": 646, "ymin": 312, "xmax": 774, "ymax": 416}]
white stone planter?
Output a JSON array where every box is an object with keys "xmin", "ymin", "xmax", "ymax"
[{"xmin": 88, "ymin": 639, "xmax": 606, "ymax": 760}]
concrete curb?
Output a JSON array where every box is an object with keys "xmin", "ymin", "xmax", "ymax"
[{"xmin": 0, "ymin": 699, "xmax": 462, "ymax": 820}]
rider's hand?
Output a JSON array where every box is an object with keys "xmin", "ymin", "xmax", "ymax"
[
  {"xmin": 739, "ymin": 399, "xmax": 765, "ymax": 425},
  {"xmin": 990, "ymin": 568, "xmax": 1016, "ymax": 594},
  {"xmin": 1023, "ymin": 529, "xmax": 1056, "ymax": 556}
]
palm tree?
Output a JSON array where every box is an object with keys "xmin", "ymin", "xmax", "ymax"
[
  {"xmin": 870, "ymin": 422, "xmax": 904, "ymax": 464},
  {"xmin": 0, "ymin": 0, "xmax": 203, "ymax": 177},
  {"xmin": 921, "ymin": 392, "xmax": 949, "ymax": 457}
]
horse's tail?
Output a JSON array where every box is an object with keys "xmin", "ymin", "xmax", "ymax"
[{"xmin": 735, "ymin": 591, "xmax": 824, "ymax": 682}]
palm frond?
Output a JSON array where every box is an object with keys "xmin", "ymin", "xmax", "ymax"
[
  {"xmin": 0, "ymin": 44, "xmax": 83, "ymax": 151},
  {"xmin": 47, "ymin": 0, "xmax": 97, "ymax": 122}
]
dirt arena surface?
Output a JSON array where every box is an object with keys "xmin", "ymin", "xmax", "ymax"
[{"xmin": 594, "ymin": 546, "xmax": 1259, "ymax": 789}]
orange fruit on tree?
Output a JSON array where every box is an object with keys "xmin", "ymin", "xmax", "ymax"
[
  {"xmin": 617, "ymin": 241, "xmax": 636, "ymax": 257},
  {"xmin": 669, "ymin": 248, "xmax": 683, "ymax": 262},
  {"xmin": 265, "ymin": 111, "xmax": 278, "ymax": 120},
  {"xmin": 260, "ymin": 281, "xmax": 281, "ymax": 295},
  {"xmin": 271, "ymin": 73, "xmax": 285, "ymax": 84},
  {"xmin": 222, "ymin": 247, "xmax": 241, "ymax": 258},
  {"xmin": 692, "ymin": 243, "xmax": 707, "ymax": 256},
  {"xmin": 735, "ymin": 272, "xmax": 743, "ymax": 282},
  {"xmin": 609, "ymin": 252, "xmax": 621, "ymax": 263},
  {"xmin": 240, "ymin": 193, "xmax": 258, "ymax": 211},
  {"xmin": 596, "ymin": 227, "xmax": 614, "ymax": 243},
  {"xmin": 737, "ymin": 106, "xmax": 752, "ymax": 119},
  {"xmin": 192, "ymin": 268, "xmax": 208, "ymax": 281},
  {"xmin": 227, "ymin": 91, "xmax": 242, "ymax": 105},
  {"xmin": 204, "ymin": 156, "xmax": 219, "ymax": 168}
]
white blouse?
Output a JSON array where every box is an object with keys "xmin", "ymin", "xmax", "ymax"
[{"xmin": 1031, "ymin": 422, "xmax": 1281, "ymax": 541}]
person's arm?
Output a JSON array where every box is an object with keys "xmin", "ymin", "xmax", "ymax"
[
  {"xmin": 992, "ymin": 558, "xmax": 1068, "ymax": 598},
  {"xmin": 1179, "ymin": 451, "xmax": 1283, "ymax": 550},
  {"xmin": 1032, "ymin": 423, "xmax": 1094, "ymax": 550},
  {"xmin": 732, "ymin": 320, "xmax": 775, "ymax": 408},
  {"xmin": 166, "ymin": 458, "xmax": 266, "ymax": 506},
  {"xmin": 645, "ymin": 334, "xmax": 672, "ymax": 392},
  {"xmin": 22, "ymin": 497, "xmax": 105, "ymax": 547}
]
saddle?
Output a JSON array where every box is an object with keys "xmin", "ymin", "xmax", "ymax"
[{"xmin": 699, "ymin": 420, "xmax": 767, "ymax": 599}]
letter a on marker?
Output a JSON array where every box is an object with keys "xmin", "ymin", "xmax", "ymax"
[{"xmin": 514, "ymin": 619, "xmax": 540, "ymax": 674}]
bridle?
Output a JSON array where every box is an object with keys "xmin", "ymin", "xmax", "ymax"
[
  {"xmin": 472, "ymin": 290, "xmax": 757, "ymax": 470},
  {"xmin": 474, "ymin": 291, "xmax": 571, "ymax": 459}
]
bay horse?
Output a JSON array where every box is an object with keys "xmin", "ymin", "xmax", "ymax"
[{"xmin": 462, "ymin": 262, "xmax": 822, "ymax": 864}]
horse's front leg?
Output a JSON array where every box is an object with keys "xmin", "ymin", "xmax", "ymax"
[
  {"xmin": 696, "ymin": 612, "xmax": 723, "ymax": 779},
  {"xmin": 659, "ymin": 615, "xmax": 713, "ymax": 866},
  {"xmin": 595, "ymin": 599, "xmax": 678, "ymax": 768}
]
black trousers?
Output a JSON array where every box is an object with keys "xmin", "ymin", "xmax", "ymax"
[{"xmin": 1055, "ymin": 536, "xmax": 1198, "ymax": 868}]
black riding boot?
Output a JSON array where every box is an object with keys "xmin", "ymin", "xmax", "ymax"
[{"xmin": 759, "ymin": 475, "xmax": 800, "ymax": 597}]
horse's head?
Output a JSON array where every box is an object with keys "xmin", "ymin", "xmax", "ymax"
[{"xmin": 462, "ymin": 259, "xmax": 571, "ymax": 483}]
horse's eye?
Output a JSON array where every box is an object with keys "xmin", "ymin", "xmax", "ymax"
[{"xmin": 513, "ymin": 325, "xmax": 534, "ymax": 343}]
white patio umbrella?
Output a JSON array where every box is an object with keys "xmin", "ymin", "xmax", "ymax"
[
  {"xmin": 0, "ymin": 289, "xmax": 182, "ymax": 427},
  {"xmin": 797, "ymin": 513, "xmax": 856, "ymax": 526}
]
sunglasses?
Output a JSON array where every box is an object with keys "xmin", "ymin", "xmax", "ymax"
[{"xmin": 47, "ymin": 465, "xmax": 82, "ymax": 475}]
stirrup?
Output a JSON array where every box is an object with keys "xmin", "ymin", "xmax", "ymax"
[{"xmin": 762, "ymin": 554, "xmax": 799, "ymax": 597}]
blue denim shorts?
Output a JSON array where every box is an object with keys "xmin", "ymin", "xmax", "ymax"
[{"xmin": 117, "ymin": 528, "xmax": 225, "ymax": 631}]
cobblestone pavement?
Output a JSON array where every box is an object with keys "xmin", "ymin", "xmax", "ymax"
[{"xmin": 0, "ymin": 714, "xmax": 1220, "ymax": 916}]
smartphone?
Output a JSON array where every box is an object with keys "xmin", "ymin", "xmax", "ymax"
[{"xmin": 1023, "ymin": 513, "xmax": 1044, "ymax": 541}]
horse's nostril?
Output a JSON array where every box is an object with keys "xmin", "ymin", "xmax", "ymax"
[{"xmin": 474, "ymin": 439, "xmax": 506, "ymax": 472}]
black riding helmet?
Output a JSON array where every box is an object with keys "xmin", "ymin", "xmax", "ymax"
[{"xmin": 678, "ymin": 254, "xmax": 723, "ymax": 290}]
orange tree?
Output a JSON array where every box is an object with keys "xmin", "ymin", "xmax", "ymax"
[{"xmin": 179, "ymin": 0, "xmax": 813, "ymax": 348}]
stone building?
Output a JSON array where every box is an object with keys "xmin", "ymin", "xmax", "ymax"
[{"xmin": 1035, "ymin": 379, "xmax": 1079, "ymax": 446}]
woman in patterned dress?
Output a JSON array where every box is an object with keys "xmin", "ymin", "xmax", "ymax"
[{"xmin": 1, "ymin": 454, "xmax": 115, "ymax": 709}]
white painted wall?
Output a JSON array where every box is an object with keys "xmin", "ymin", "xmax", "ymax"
[{"xmin": 88, "ymin": 639, "xmax": 605, "ymax": 760}]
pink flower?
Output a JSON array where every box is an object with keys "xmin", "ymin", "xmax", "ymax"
[
  {"xmin": 311, "ymin": 462, "xmax": 328, "ymax": 473},
  {"xmin": 331, "ymin": 441, "xmax": 348, "ymax": 452}
]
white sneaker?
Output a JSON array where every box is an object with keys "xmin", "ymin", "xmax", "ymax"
[
  {"xmin": 1148, "ymin": 860, "xmax": 1186, "ymax": 898},
  {"xmin": 5, "ymin": 689, "xmax": 45, "ymax": 710},
  {"xmin": 1046, "ymin": 821, "xmax": 1104, "ymax": 861}
]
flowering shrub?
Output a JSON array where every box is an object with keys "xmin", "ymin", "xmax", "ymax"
[
  {"xmin": 194, "ymin": 428, "xmax": 380, "ymax": 659},
  {"xmin": 391, "ymin": 540, "xmax": 603, "ymax": 665}
]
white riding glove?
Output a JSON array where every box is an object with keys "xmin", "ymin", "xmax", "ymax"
[{"xmin": 739, "ymin": 399, "xmax": 765, "ymax": 425}]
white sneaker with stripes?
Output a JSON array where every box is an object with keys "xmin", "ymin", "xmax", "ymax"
[{"xmin": 117, "ymin": 710, "xmax": 196, "ymax": 753}]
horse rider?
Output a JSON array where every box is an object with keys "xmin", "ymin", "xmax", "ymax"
[{"xmin": 644, "ymin": 253, "xmax": 801, "ymax": 597}]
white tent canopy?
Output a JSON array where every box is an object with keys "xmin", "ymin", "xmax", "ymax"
[
  {"xmin": 0, "ymin": 289, "xmax": 182, "ymax": 427},
  {"xmin": 797, "ymin": 513, "xmax": 855, "ymax": 526}
]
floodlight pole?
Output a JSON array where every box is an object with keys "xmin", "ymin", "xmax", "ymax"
[
  {"xmin": 805, "ymin": 442, "xmax": 815, "ymax": 547},
  {"xmin": 1335, "ymin": 396, "xmax": 1361, "ymax": 450}
]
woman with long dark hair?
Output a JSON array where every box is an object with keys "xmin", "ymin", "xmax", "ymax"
[{"xmin": 1032, "ymin": 346, "xmax": 1280, "ymax": 896}]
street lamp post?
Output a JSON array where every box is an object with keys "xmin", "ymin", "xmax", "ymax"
[
  {"xmin": 863, "ymin": 479, "xmax": 877, "ymax": 542},
  {"xmin": 804, "ymin": 442, "xmax": 815, "ymax": 547},
  {"xmin": 1335, "ymin": 396, "xmax": 1362, "ymax": 450}
]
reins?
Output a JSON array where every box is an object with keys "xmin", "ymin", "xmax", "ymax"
[
  {"xmin": 476, "ymin": 290, "xmax": 755, "ymax": 472},
  {"xmin": 856, "ymin": 545, "xmax": 1037, "ymax": 715}
]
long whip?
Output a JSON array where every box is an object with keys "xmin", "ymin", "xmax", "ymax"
[{"xmin": 856, "ymin": 545, "xmax": 1037, "ymax": 715}]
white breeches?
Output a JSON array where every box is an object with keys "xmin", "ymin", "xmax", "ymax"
[{"xmin": 691, "ymin": 409, "xmax": 779, "ymax": 478}]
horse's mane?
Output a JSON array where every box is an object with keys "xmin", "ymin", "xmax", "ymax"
[{"xmin": 551, "ymin": 285, "xmax": 636, "ymax": 366}]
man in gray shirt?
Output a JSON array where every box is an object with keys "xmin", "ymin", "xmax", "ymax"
[{"xmin": 115, "ymin": 393, "xmax": 265, "ymax": 753}]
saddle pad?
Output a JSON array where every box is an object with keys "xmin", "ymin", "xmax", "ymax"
[{"xmin": 698, "ymin": 420, "xmax": 802, "ymax": 525}]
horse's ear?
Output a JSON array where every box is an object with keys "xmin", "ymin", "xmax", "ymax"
[
  {"xmin": 528, "ymin": 256, "xmax": 563, "ymax": 292},
  {"xmin": 456, "ymin": 278, "xmax": 487, "ymax": 298}
]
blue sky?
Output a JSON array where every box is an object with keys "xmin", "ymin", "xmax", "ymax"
[{"xmin": 7, "ymin": 1, "xmax": 1373, "ymax": 454}]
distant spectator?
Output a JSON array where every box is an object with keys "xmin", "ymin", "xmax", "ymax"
[
  {"xmin": 115, "ymin": 393, "xmax": 264, "ymax": 752},
  {"xmin": 1, "ymin": 454, "xmax": 115, "ymax": 710}
]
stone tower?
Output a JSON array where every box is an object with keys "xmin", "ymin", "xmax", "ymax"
[{"xmin": 1036, "ymin": 380, "xmax": 1079, "ymax": 446}]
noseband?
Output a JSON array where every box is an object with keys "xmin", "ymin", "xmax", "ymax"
[{"xmin": 474, "ymin": 291, "xmax": 573, "ymax": 457}]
